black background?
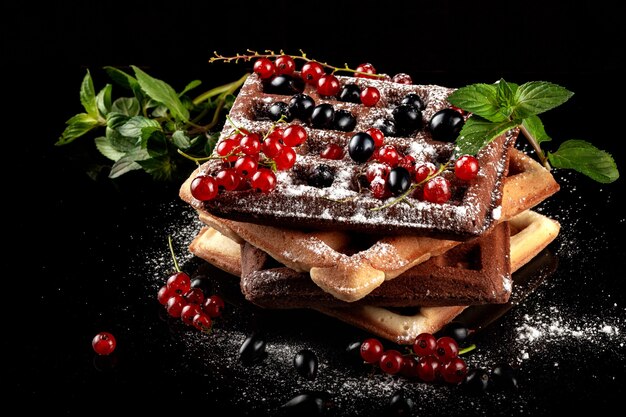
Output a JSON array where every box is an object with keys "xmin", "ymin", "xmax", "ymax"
[{"xmin": 5, "ymin": 1, "xmax": 626, "ymax": 415}]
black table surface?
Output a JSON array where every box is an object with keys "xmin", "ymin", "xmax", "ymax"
[{"xmin": 6, "ymin": 2, "xmax": 626, "ymax": 415}]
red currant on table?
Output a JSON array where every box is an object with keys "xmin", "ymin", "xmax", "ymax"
[
  {"xmin": 203, "ymin": 295, "xmax": 225, "ymax": 318},
  {"xmin": 379, "ymin": 350, "xmax": 404, "ymax": 375},
  {"xmin": 274, "ymin": 55, "xmax": 296, "ymax": 75},
  {"xmin": 166, "ymin": 294, "xmax": 187, "ymax": 318},
  {"xmin": 320, "ymin": 143, "xmax": 344, "ymax": 160},
  {"xmin": 301, "ymin": 61, "xmax": 325, "ymax": 85},
  {"xmin": 234, "ymin": 155, "xmax": 259, "ymax": 179},
  {"xmin": 416, "ymin": 355, "xmax": 441, "ymax": 382},
  {"xmin": 392, "ymin": 73, "xmax": 413, "ymax": 84},
  {"xmin": 166, "ymin": 271, "xmax": 191, "ymax": 294},
  {"xmin": 253, "ymin": 58, "xmax": 275, "ymax": 79},
  {"xmin": 190, "ymin": 175, "xmax": 218, "ymax": 201},
  {"xmin": 360, "ymin": 86, "xmax": 381, "ymax": 106},
  {"xmin": 365, "ymin": 163, "xmax": 391, "ymax": 183},
  {"xmin": 423, "ymin": 176, "xmax": 451, "ymax": 204},
  {"xmin": 215, "ymin": 168, "xmax": 241, "ymax": 191},
  {"xmin": 375, "ymin": 145, "xmax": 400, "ymax": 166},
  {"xmin": 441, "ymin": 357, "xmax": 468, "ymax": 384},
  {"xmin": 274, "ymin": 147, "xmax": 297, "ymax": 170},
  {"xmin": 317, "ymin": 74, "xmax": 341, "ymax": 96},
  {"xmin": 370, "ymin": 178, "xmax": 391, "ymax": 199},
  {"xmin": 413, "ymin": 332, "xmax": 437, "ymax": 357},
  {"xmin": 239, "ymin": 133, "xmax": 262, "ymax": 155},
  {"xmin": 365, "ymin": 127, "xmax": 385, "ymax": 148},
  {"xmin": 355, "ymin": 62, "xmax": 377, "ymax": 79},
  {"xmin": 180, "ymin": 304, "xmax": 203, "ymax": 326},
  {"xmin": 282, "ymin": 125, "xmax": 308, "ymax": 147},
  {"xmin": 455, "ymin": 155, "xmax": 480, "ymax": 181},
  {"xmin": 192, "ymin": 312, "xmax": 212, "ymax": 332},
  {"xmin": 262, "ymin": 135, "xmax": 284, "ymax": 158},
  {"xmin": 184, "ymin": 287, "xmax": 205, "ymax": 305},
  {"xmin": 92, "ymin": 332, "xmax": 116, "ymax": 356},
  {"xmin": 250, "ymin": 168, "xmax": 277, "ymax": 193},
  {"xmin": 398, "ymin": 155, "xmax": 417, "ymax": 174},
  {"xmin": 435, "ymin": 336, "xmax": 459, "ymax": 362},
  {"xmin": 216, "ymin": 138, "xmax": 240, "ymax": 162},
  {"xmin": 400, "ymin": 355, "xmax": 420, "ymax": 378},
  {"xmin": 414, "ymin": 163, "xmax": 436, "ymax": 184},
  {"xmin": 360, "ymin": 338, "xmax": 384, "ymax": 363},
  {"xmin": 157, "ymin": 285, "xmax": 173, "ymax": 305}
]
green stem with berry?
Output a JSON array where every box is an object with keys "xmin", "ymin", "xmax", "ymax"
[{"xmin": 167, "ymin": 235, "xmax": 181, "ymax": 273}]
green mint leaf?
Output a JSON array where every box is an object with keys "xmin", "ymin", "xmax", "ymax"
[
  {"xmin": 80, "ymin": 70, "xmax": 98, "ymax": 118},
  {"xmin": 111, "ymin": 97, "xmax": 140, "ymax": 117},
  {"xmin": 137, "ymin": 155, "xmax": 174, "ymax": 181},
  {"xmin": 56, "ymin": 113, "xmax": 100, "ymax": 145},
  {"xmin": 179, "ymin": 80, "xmax": 202, "ymax": 97},
  {"xmin": 495, "ymin": 79, "xmax": 517, "ymax": 118},
  {"xmin": 522, "ymin": 115, "xmax": 551, "ymax": 144},
  {"xmin": 512, "ymin": 81, "xmax": 574, "ymax": 119},
  {"xmin": 547, "ymin": 139, "xmax": 619, "ymax": 183},
  {"xmin": 224, "ymin": 94, "xmax": 237, "ymax": 111},
  {"xmin": 131, "ymin": 65, "xmax": 190, "ymax": 122},
  {"xmin": 171, "ymin": 130, "xmax": 191, "ymax": 150},
  {"xmin": 108, "ymin": 147, "xmax": 150, "ymax": 178},
  {"xmin": 455, "ymin": 116, "xmax": 518, "ymax": 155},
  {"xmin": 447, "ymin": 83, "xmax": 508, "ymax": 122},
  {"xmin": 96, "ymin": 84, "xmax": 112, "ymax": 116},
  {"xmin": 117, "ymin": 116, "xmax": 161, "ymax": 138},
  {"xmin": 151, "ymin": 105, "xmax": 169, "ymax": 118},
  {"xmin": 106, "ymin": 126, "xmax": 138, "ymax": 152},
  {"xmin": 95, "ymin": 136, "xmax": 125, "ymax": 161},
  {"xmin": 144, "ymin": 130, "xmax": 168, "ymax": 157},
  {"xmin": 104, "ymin": 66, "xmax": 144, "ymax": 101}
]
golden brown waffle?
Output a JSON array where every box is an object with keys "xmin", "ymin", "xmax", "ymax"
[
  {"xmin": 180, "ymin": 73, "xmax": 517, "ymax": 238},
  {"xmin": 186, "ymin": 149, "xmax": 559, "ymax": 302},
  {"xmin": 189, "ymin": 210, "xmax": 560, "ymax": 344}
]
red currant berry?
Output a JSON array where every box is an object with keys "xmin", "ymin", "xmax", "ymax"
[
  {"xmin": 180, "ymin": 303, "xmax": 203, "ymax": 326},
  {"xmin": 92, "ymin": 332, "xmax": 116, "ymax": 356},
  {"xmin": 301, "ymin": 61, "xmax": 325, "ymax": 85},
  {"xmin": 262, "ymin": 136, "xmax": 284, "ymax": 158},
  {"xmin": 216, "ymin": 138, "xmax": 240, "ymax": 162},
  {"xmin": 166, "ymin": 294, "xmax": 187, "ymax": 318},
  {"xmin": 282, "ymin": 125, "xmax": 308, "ymax": 147},
  {"xmin": 360, "ymin": 86, "xmax": 380, "ymax": 106},
  {"xmin": 365, "ymin": 127, "xmax": 385, "ymax": 148},
  {"xmin": 441, "ymin": 357, "xmax": 468, "ymax": 384},
  {"xmin": 274, "ymin": 55, "xmax": 296, "ymax": 75},
  {"xmin": 398, "ymin": 155, "xmax": 417, "ymax": 174},
  {"xmin": 184, "ymin": 287, "xmax": 205, "ymax": 305},
  {"xmin": 375, "ymin": 145, "xmax": 400, "ymax": 166},
  {"xmin": 317, "ymin": 74, "xmax": 341, "ymax": 97},
  {"xmin": 192, "ymin": 312, "xmax": 212, "ymax": 332},
  {"xmin": 274, "ymin": 147, "xmax": 297, "ymax": 170},
  {"xmin": 416, "ymin": 355, "xmax": 441, "ymax": 382},
  {"xmin": 250, "ymin": 168, "xmax": 277, "ymax": 193},
  {"xmin": 320, "ymin": 143, "xmax": 344, "ymax": 160},
  {"xmin": 166, "ymin": 272, "xmax": 192, "ymax": 295},
  {"xmin": 423, "ymin": 176, "xmax": 451, "ymax": 204},
  {"xmin": 203, "ymin": 295, "xmax": 225, "ymax": 318},
  {"xmin": 454, "ymin": 155, "xmax": 480, "ymax": 181},
  {"xmin": 239, "ymin": 133, "xmax": 262, "ymax": 155},
  {"xmin": 234, "ymin": 155, "xmax": 259, "ymax": 178},
  {"xmin": 253, "ymin": 58, "xmax": 275, "ymax": 79},
  {"xmin": 370, "ymin": 178, "xmax": 390, "ymax": 199},
  {"xmin": 435, "ymin": 336, "xmax": 459, "ymax": 362},
  {"xmin": 413, "ymin": 332, "xmax": 437, "ymax": 357},
  {"xmin": 157, "ymin": 285, "xmax": 173, "ymax": 305},
  {"xmin": 379, "ymin": 350, "xmax": 403, "ymax": 375},
  {"xmin": 450, "ymin": 106, "xmax": 466, "ymax": 116},
  {"xmin": 355, "ymin": 62, "xmax": 377, "ymax": 79},
  {"xmin": 392, "ymin": 73, "xmax": 413, "ymax": 84},
  {"xmin": 365, "ymin": 163, "xmax": 391, "ymax": 183},
  {"xmin": 414, "ymin": 163, "xmax": 436, "ymax": 184},
  {"xmin": 400, "ymin": 355, "xmax": 420, "ymax": 378},
  {"xmin": 215, "ymin": 168, "xmax": 241, "ymax": 191},
  {"xmin": 190, "ymin": 175, "xmax": 218, "ymax": 201},
  {"xmin": 360, "ymin": 338, "xmax": 384, "ymax": 363}
]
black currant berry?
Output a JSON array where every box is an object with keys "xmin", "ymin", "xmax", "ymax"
[
  {"xmin": 429, "ymin": 108, "xmax": 465, "ymax": 142},
  {"xmin": 491, "ymin": 363, "xmax": 519, "ymax": 390},
  {"xmin": 288, "ymin": 94, "xmax": 316, "ymax": 121},
  {"xmin": 387, "ymin": 391, "xmax": 414, "ymax": 416},
  {"xmin": 239, "ymin": 332, "xmax": 267, "ymax": 365},
  {"xmin": 310, "ymin": 103, "xmax": 335, "ymax": 129},
  {"xmin": 338, "ymin": 83, "xmax": 362, "ymax": 103},
  {"xmin": 267, "ymin": 102, "xmax": 292, "ymax": 122},
  {"xmin": 264, "ymin": 74, "xmax": 305, "ymax": 95},
  {"xmin": 463, "ymin": 368, "xmax": 490, "ymax": 393},
  {"xmin": 308, "ymin": 164, "xmax": 335, "ymax": 188},
  {"xmin": 387, "ymin": 167, "xmax": 412, "ymax": 195},
  {"xmin": 374, "ymin": 118, "xmax": 398, "ymax": 137},
  {"xmin": 293, "ymin": 349, "xmax": 318, "ymax": 380},
  {"xmin": 400, "ymin": 93, "xmax": 425, "ymax": 111},
  {"xmin": 392, "ymin": 104, "xmax": 423, "ymax": 133},
  {"xmin": 344, "ymin": 341, "xmax": 364, "ymax": 366},
  {"xmin": 279, "ymin": 392, "xmax": 332, "ymax": 416},
  {"xmin": 333, "ymin": 109, "xmax": 357, "ymax": 132},
  {"xmin": 348, "ymin": 132, "xmax": 376, "ymax": 163},
  {"xmin": 440, "ymin": 321, "xmax": 472, "ymax": 346}
]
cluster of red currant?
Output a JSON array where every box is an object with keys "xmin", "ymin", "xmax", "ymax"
[
  {"xmin": 253, "ymin": 56, "xmax": 383, "ymax": 105},
  {"xmin": 359, "ymin": 333, "xmax": 468, "ymax": 384},
  {"xmin": 190, "ymin": 123, "xmax": 308, "ymax": 201},
  {"xmin": 157, "ymin": 271, "xmax": 225, "ymax": 332}
]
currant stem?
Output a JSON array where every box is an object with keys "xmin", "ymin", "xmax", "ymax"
[
  {"xmin": 458, "ymin": 344, "xmax": 477, "ymax": 355},
  {"xmin": 520, "ymin": 124, "xmax": 552, "ymax": 170},
  {"xmin": 167, "ymin": 235, "xmax": 181, "ymax": 273}
]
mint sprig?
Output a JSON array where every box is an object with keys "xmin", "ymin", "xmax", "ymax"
[
  {"xmin": 448, "ymin": 79, "xmax": 619, "ymax": 183},
  {"xmin": 57, "ymin": 68, "xmax": 249, "ymax": 180}
]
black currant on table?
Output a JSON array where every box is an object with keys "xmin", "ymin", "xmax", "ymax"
[
  {"xmin": 392, "ymin": 104, "xmax": 423, "ymax": 133},
  {"xmin": 267, "ymin": 102, "xmax": 292, "ymax": 122},
  {"xmin": 288, "ymin": 93, "xmax": 316, "ymax": 121},
  {"xmin": 400, "ymin": 93, "xmax": 425, "ymax": 111},
  {"xmin": 293, "ymin": 349, "xmax": 318, "ymax": 380},
  {"xmin": 310, "ymin": 103, "xmax": 335, "ymax": 129},
  {"xmin": 338, "ymin": 83, "xmax": 362, "ymax": 103},
  {"xmin": 463, "ymin": 368, "xmax": 490, "ymax": 393},
  {"xmin": 264, "ymin": 74, "xmax": 305, "ymax": 95},
  {"xmin": 348, "ymin": 132, "xmax": 376, "ymax": 163},
  {"xmin": 491, "ymin": 363, "xmax": 519, "ymax": 390},
  {"xmin": 308, "ymin": 164, "xmax": 335, "ymax": 188},
  {"xmin": 429, "ymin": 108, "xmax": 465, "ymax": 142},
  {"xmin": 387, "ymin": 391, "xmax": 414, "ymax": 416},
  {"xmin": 239, "ymin": 332, "xmax": 267, "ymax": 365},
  {"xmin": 374, "ymin": 118, "xmax": 399, "ymax": 137},
  {"xmin": 387, "ymin": 167, "xmax": 412, "ymax": 195},
  {"xmin": 333, "ymin": 109, "xmax": 357, "ymax": 132}
]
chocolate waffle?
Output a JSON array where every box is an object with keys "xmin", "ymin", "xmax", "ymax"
[
  {"xmin": 188, "ymin": 149, "xmax": 559, "ymax": 302},
  {"xmin": 180, "ymin": 73, "xmax": 518, "ymax": 239},
  {"xmin": 189, "ymin": 210, "xmax": 560, "ymax": 344}
]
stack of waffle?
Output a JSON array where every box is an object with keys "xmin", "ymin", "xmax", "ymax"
[{"xmin": 179, "ymin": 73, "xmax": 560, "ymax": 344}]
